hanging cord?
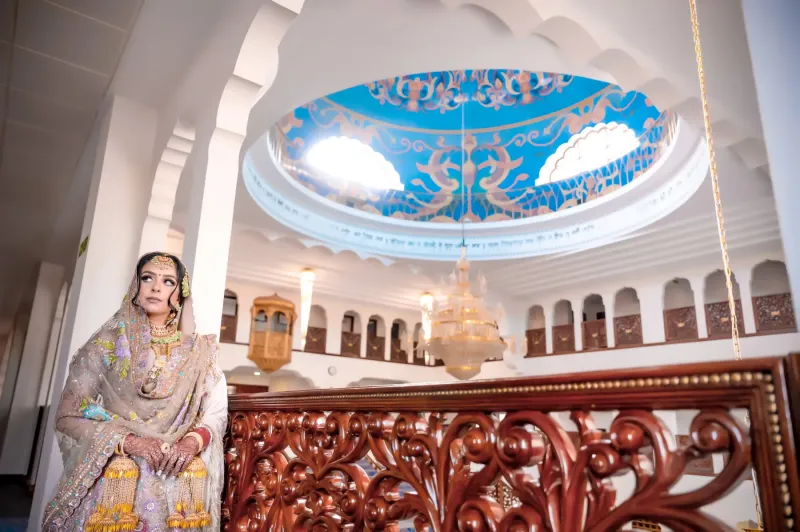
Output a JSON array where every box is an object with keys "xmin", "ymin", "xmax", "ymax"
[
  {"xmin": 460, "ymin": 90, "xmax": 467, "ymax": 249},
  {"xmin": 689, "ymin": 0, "xmax": 762, "ymax": 527}
]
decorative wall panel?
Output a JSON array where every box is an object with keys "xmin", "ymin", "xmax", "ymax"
[
  {"xmin": 582, "ymin": 319, "xmax": 607, "ymax": 350},
  {"xmin": 390, "ymin": 339, "xmax": 406, "ymax": 362},
  {"xmin": 754, "ymin": 293, "xmax": 796, "ymax": 332},
  {"xmin": 614, "ymin": 314, "xmax": 643, "ymax": 346},
  {"xmin": 705, "ymin": 300, "xmax": 744, "ymax": 339},
  {"xmin": 367, "ymin": 336, "xmax": 385, "ymax": 360},
  {"xmin": 552, "ymin": 324, "xmax": 575, "ymax": 353},
  {"xmin": 525, "ymin": 328, "xmax": 546, "ymax": 357},
  {"xmin": 340, "ymin": 332, "xmax": 361, "ymax": 357},
  {"xmin": 664, "ymin": 306, "xmax": 698, "ymax": 342},
  {"xmin": 304, "ymin": 326, "xmax": 327, "ymax": 353}
]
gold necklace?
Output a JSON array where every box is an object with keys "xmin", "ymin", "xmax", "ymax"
[{"xmin": 142, "ymin": 321, "xmax": 181, "ymax": 394}]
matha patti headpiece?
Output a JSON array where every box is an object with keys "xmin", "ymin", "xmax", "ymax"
[{"xmin": 150, "ymin": 255, "xmax": 176, "ymax": 270}]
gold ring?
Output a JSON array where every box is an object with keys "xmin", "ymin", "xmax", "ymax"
[{"xmin": 161, "ymin": 443, "xmax": 171, "ymax": 453}]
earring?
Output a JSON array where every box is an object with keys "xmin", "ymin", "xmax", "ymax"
[{"xmin": 181, "ymin": 272, "xmax": 191, "ymax": 298}]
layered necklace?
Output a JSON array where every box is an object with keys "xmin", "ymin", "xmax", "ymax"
[{"xmin": 142, "ymin": 320, "xmax": 181, "ymax": 394}]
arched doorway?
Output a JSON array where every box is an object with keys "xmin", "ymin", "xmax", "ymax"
[
  {"xmin": 582, "ymin": 294, "xmax": 607, "ymax": 350},
  {"xmin": 663, "ymin": 278, "xmax": 698, "ymax": 341},
  {"xmin": 526, "ymin": 305, "xmax": 546, "ymax": 357},
  {"xmin": 751, "ymin": 260, "xmax": 796, "ymax": 331},
  {"xmin": 552, "ymin": 300, "xmax": 575, "ymax": 353}
]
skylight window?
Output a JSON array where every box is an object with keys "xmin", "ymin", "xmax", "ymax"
[
  {"xmin": 537, "ymin": 122, "xmax": 640, "ymax": 185},
  {"xmin": 306, "ymin": 136, "xmax": 404, "ymax": 191}
]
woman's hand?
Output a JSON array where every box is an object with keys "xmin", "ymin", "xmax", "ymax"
[
  {"xmin": 123, "ymin": 435, "xmax": 164, "ymax": 471},
  {"xmin": 159, "ymin": 437, "xmax": 201, "ymax": 478}
]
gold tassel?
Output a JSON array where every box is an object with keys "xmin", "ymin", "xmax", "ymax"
[
  {"xmin": 167, "ymin": 457, "xmax": 209, "ymax": 530},
  {"xmin": 85, "ymin": 455, "xmax": 140, "ymax": 532}
]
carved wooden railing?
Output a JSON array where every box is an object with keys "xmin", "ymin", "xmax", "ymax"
[
  {"xmin": 525, "ymin": 327, "xmax": 546, "ymax": 357},
  {"xmin": 340, "ymin": 332, "xmax": 361, "ymax": 357},
  {"xmin": 304, "ymin": 326, "xmax": 327, "ymax": 354},
  {"xmin": 614, "ymin": 314, "xmax": 643, "ymax": 346},
  {"xmin": 366, "ymin": 336, "xmax": 385, "ymax": 360},
  {"xmin": 552, "ymin": 323, "xmax": 575, "ymax": 353},
  {"xmin": 705, "ymin": 300, "xmax": 744, "ymax": 339},
  {"xmin": 223, "ymin": 355, "xmax": 800, "ymax": 531},
  {"xmin": 664, "ymin": 306, "xmax": 699, "ymax": 342},
  {"xmin": 582, "ymin": 319, "xmax": 607, "ymax": 350},
  {"xmin": 390, "ymin": 339, "xmax": 406, "ymax": 362},
  {"xmin": 754, "ymin": 293, "xmax": 796, "ymax": 332}
]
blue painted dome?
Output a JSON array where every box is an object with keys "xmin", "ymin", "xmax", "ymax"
[{"xmin": 272, "ymin": 69, "xmax": 670, "ymax": 223}]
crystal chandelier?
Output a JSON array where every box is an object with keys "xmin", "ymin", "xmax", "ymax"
[
  {"xmin": 422, "ymin": 248, "xmax": 506, "ymax": 379},
  {"xmin": 420, "ymin": 90, "xmax": 505, "ymax": 379}
]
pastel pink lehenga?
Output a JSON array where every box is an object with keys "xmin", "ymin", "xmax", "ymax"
[{"xmin": 43, "ymin": 272, "xmax": 227, "ymax": 532}]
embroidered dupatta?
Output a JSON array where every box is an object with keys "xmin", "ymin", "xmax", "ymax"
[{"xmin": 43, "ymin": 274, "xmax": 224, "ymax": 530}]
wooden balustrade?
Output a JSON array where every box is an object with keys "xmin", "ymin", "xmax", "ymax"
[
  {"xmin": 304, "ymin": 326, "xmax": 327, "ymax": 353},
  {"xmin": 366, "ymin": 336, "xmax": 385, "ymax": 360},
  {"xmin": 705, "ymin": 300, "xmax": 744, "ymax": 339},
  {"xmin": 223, "ymin": 355, "xmax": 800, "ymax": 531},
  {"xmin": 525, "ymin": 327, "xmax": 546, "ymax": 357},
  {"xmin": 340, "ymin": 331, "xmax": 361, "ymax": 357},
  {"xmin": 614, "ymin": 314, "xmax": 643, "ymax": 346},
  {"xmin": 582, "ymin": 319, "xmax": 607, "ymax": 350},
  {"xmin": 664, "ymin": 306, "xmax": 699, "ymax": 342},
  {"xmin": 390, "ymin": 338, "xmax": 406, "ymax": 362},
  {"xmin": 552, "ymin": 323, "xmax": 575, "ymax": 353},
  {"xmin": 754, "ymin": 293, "xmax": 796, "ymax": 332}
]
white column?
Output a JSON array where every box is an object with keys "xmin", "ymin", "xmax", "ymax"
[
  {"xmin": 234, "ymin": 285, "xmax": 261, "ymax": 345},
  {"xmin": 572, "ymin": 303, "xmax": 583, "ymax": 352},
  {"xmin": 737, "ymin": 269, "xmax": 758, "ymax": 334},
  {"xmin": 603, "ymin": 293, "xmax": 616, "ymax": 348},
  {"xmin": 544, "ymin": 309, "xmax": 554, "ymax": 354},
  {"xmin": 742, "ymin": 0, "xmax": 800, "ymax": 320},
  {"xmin": 690, "ymin": 277, "xmax": 708, "ymax": 339},
  {"xmin": 360, "ymin": 320, "xmax": 368, "ymax": 358},
  {"xmin": 138, "ymin": 123, "xmax": 194, "ymax": 256},
  {"xmin": 326, "ymin": 307, "xmax": 344, "ymax": 355},
  {"xmin": 639, "ymin": 285, "xmax": 666, "ymax": 344},
  {"xmin": 384, "ymin": 328, "xmax": 392, "ymax": 361},
  {"xmin": 0, "ymin": 263, "xmax": 64, "ymax": 475},
  {"xmin": 30, "ymin": 96, "xmax": 158, "ymax": 526}
]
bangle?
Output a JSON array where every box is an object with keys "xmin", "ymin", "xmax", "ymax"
[
  {"xmin": 184, "ymin": 432, "xmax": 204, "ymax": 452},
  {"xmin": 194, "ymin": 427, "xmax": 211, "ymax": 448},
  {"xmin": 116, "ymin": 437, "xmax": 127, "ymax": 456}
]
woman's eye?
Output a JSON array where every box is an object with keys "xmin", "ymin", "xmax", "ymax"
[
  {"xmin": 141, "ymin": 275, "xmax": 152, "ymax": 283},
  {"xmin": 165, "ymin": 279, "xmax": 176, "ymax": 287}
]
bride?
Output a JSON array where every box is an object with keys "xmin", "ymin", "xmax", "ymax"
[{"xmin": 43, "ymin": 252, "xmax": 227, "ymax": 531}]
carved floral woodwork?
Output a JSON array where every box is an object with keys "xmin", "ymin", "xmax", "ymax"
[
  {"xmin": 664, "ymin": 306, "xmax": 699, "ymax": 342},
  {"xmin": 305, "ymin": 326, "xmax": 327, "ymax": 354},
  {"xmin": 390, "ymin": 339, "xmax": 406, "ymax": 362},
  {"xmin": 753, "ymin": 293, "xmax": 796, "ymax": 332},
  {"xmin": 552, "ymin": 324, "xmax": 575, "ymax": 353},
  {"xmin": 705, "ymin": 300, "xmax": 744, "ymax": 339},
  {"xmin": 223, "ymin": 356, "xmax": 800, "ymax": 531},
  {"xmin": 525, "ymin": 328, "xmax": 546, "ymax": 357},
  {"xmin": 340, "ymin": 332, "xmax": 361, "ymax": 357},
  {"xmin": 614, "ymin": 314, "xmax": 643, "ymax": 346},
  {"xmin": 582, "ymin": 319, "xmax": 607, "ymax": 350},
  {"xmin": 367, "ymin": 336, "xmax": 385, "ymax": 360}
]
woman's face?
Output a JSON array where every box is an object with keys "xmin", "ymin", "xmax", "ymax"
[{"xmin": 138, "ymin": 259, "xmax": 180, "ymax": 320}]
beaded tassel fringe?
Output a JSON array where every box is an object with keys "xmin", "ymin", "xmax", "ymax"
[
  {"xmin": 166, "ymin": 457, "xmax": 211, "ymax": 530},
  {"xmin": 85, "ymin": 456, "xmax": 140, "ymax": 532}
]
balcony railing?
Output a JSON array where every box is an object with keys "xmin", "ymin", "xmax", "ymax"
[{"xmin": 223, "ymin": 354, "xmax": 800, "ymax": 531}]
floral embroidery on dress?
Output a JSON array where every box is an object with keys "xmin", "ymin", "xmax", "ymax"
[
  {"xmin": 115, "ymin": 322, "xmax": 132, "ymax": 379},
  {"xmin": 79, "ymin": 395, "xmax": 118, "ymax": 422}
]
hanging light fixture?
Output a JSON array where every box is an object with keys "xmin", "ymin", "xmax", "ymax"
[{"xmin": 420, "ymin": 91, "xmax": 506, "ymax": 379}]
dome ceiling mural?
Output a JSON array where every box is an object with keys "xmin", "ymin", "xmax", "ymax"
[{"xmin": 271, "ymin": 69, "xmax": 673, "ymax": 223}]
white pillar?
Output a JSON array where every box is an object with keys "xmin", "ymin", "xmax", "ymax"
[
  {"xmin": 384, "ymin": 327, "xmax": 392, "ymax": 361},
  {"xmin": 138, "ymin": 123, "xmax": 195, "ymax": 256},
  {"xmin": 639, "ymin": 285, "xmax": 666, "ymax": 344},
  {"xmin": 603, "ymin": 293, "xmax": 616, "ymax": 348},
  {"xmin": 0, "ymin": 262, "xmax": 64, "ymax": 475},
  {"xmin": 690, "ymin": 277, "xmax": 708, "ymax": 339},
  {"xmin": 737, "ymin": 269, "xmax": 758, "ymax": 335},
  {"xmin": 360, "ymin": 320, "xmax": 368, "ymax": 358},
  {"xmin": 30, "ymin": 96, "xmax": 158, "ymax": 526},
  {"xmin": 544, "ymin": 309, "xmax": 554, "ymax": 354},
  {"xmin": 234, "ymin": 285, "xmax": 260, "ymax": 345},
  {"xmin": 742, "ymin": 0, "xmax": 800, "ymax": 320},
  {"xmin": 572, "ymin": 302, "xmax": 583, "ymax": 352}
]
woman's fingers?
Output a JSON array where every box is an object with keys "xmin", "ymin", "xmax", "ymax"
[
  {"xmin": 164, "ymin": 451, "xmax": 181, "ymax": 478},
  {"xmin": 156, "ymin": 446, "xmax": 171, "ymax": 475}
]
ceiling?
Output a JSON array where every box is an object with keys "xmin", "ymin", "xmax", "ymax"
[{"xmin": 275, "ymin": 70, "xmax": 663, "ymax": 223}]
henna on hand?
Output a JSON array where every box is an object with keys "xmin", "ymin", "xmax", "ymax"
[
  {"xmin": 162, "ymin": 436, "xmax": 200, "ymax": 478},
  {"xmin": 123, "ymin": 435, "xmax": 164, "ymax": 472}
]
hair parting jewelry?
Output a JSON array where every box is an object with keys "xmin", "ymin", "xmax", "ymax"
[{"xmin": 150, "ymin": 255, "xmax": 176, "ymax": 270}]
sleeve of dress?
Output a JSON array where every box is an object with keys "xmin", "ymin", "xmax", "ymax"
[
  {"xmin": 54, "ymin": 324, "xmax": 124, "ymax": 442},
  {"xmin": 197, "ymin": 370, "xmax": 228, "ymax": 443}
]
